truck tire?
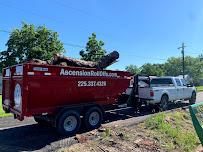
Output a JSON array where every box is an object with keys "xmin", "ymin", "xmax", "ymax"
[
  {"xmin": 84, "ymin": 106, "xmax": 103, "ymax": 130},
  {"xmin": 159, "ymin": 95, "xmax": 169, "ymax": 111},
  {"xmin": 189, "ymin": 92, "xmax": 196, "ymax": 105},
  {"xmin": 56, "ymin": 110, "xmax": 81, "ymax": 136}
]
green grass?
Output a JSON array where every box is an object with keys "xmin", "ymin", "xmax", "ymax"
[
  {"xmin": 143, "ymin": 110, "xmax": 199, "ymax": 152},
  {"xmin": 101, "ymin": 128, "xmax": 111, "ymax": 139},
  {"xmin": 196, "ymin": 86, "xmax": 203, "ymax": 92},
  {"xmin": 0, "ymin": 95, "xmax": 12, "ymax": 117}
]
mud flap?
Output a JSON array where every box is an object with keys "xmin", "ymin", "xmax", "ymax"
[{"xmin": 189, "ymin": 102, "xmax": 203, "ymax": 145}]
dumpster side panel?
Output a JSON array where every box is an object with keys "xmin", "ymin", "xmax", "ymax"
[{"xmin": 26, "ymin": 76, "xmax": 130, "ymax": 114}]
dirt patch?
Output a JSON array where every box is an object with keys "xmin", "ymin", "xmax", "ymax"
[
  {"xmin": 58, "ymin": 125, "xmax": 161, "ymax": 152},
  {"xmin": 58, "ymin": 109, "xmax": 200, "ymax": 152}
]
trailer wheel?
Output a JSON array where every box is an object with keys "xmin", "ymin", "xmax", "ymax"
[
  {"xmin": 84, "ymin": 107, "xmax": 103, "ymax": 130},
  {"xmin": 56, "ymin": 110, "xmax": 81, "ymax": 135}
]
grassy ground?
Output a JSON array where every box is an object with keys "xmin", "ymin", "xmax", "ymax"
[
  {"xmin": 196, "ymin": 86, "xmax": 203, "ymax": 92},
  {"xmin": 58, "ymin": 109, "xmax": 200, "ymax": 152},
  {"xmin": 0, "ymin": 95, "xmax": 11, "ymax": 117},
  {"xmin": 142, "ymin": 110, "xmax": 200, "ymax": 152}
]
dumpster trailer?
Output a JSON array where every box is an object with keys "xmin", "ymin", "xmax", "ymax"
[{"xmin": 2, "ymin": 63, "xmax": 131, "ymax": 135}]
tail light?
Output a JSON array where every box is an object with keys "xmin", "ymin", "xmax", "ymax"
[{"xmin": 150, "ymin": 90, "xmax": 154, "ymax": 97}]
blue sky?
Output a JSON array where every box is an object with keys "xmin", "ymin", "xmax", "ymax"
[{"xmin": 0, "ymin": 0, "xmax": 203, "ymax": 70}]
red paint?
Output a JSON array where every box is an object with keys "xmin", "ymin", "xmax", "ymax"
[{"xmin": 2, "ymin": 63, "xmax": 131, "ymax": 120}]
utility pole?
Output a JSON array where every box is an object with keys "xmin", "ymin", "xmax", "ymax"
[{"xmin": 178, "ymin": 43, "xmax": 186, "ymax": 79}]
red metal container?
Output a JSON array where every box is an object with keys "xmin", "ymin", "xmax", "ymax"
[{"xmin": 2, "ymin": 63, "xmax": 131, "ymax": 121}]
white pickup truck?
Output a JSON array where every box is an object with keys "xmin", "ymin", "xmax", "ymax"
[{"xmin": 126, "ymin": 76, "xmax": 196, "ymax": 110}]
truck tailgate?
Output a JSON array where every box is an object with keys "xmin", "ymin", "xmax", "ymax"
[{"xmin": 138, "ymin": 87, "xmax": 151, "ymax": 99}]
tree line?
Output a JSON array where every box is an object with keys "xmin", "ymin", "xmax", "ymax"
[{"xmin": 126, "ymin": 56, "xmax": 203, "ymax": 84}]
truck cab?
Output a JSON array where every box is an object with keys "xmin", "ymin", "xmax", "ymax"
[
  {"xmin": 147, "ymin": 77, "xmax": 196, "ymax": 110},
  {"xmin": 124, "ymin": 76, "xmax": 196, "ymax": 111}
]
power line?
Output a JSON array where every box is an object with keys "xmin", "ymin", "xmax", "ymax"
[
  {"xmin": 0, "ymin": 28, "xmax": 85, "ymax": 48},
  {"xmin": 0, "ymin": 29, "xmax": 186, "ymax": 61},
  {"xmin": 53, "ymin": 0, "xmax": 111, "ymax": 23},
  {"xmin": 53, "ymin": 0, "xmax": 128, "ymax": 30},
  {"xmin": 0, "ymin": 2, "xmax": 53, "ymax": 22},
  {"xmin": 0, "ymin": 29, "xmax": 11, "ymax": 33},
  {"xmin": 0, "ymin": 2, "xmax": 96, "ymax": 35},
  {"xmin": 122, "ymin": 54, "xmax": 167, "ymax": 61},
  {"xmin": 63, "ymin": 43, "xmax": 85, "ymax": 48},
  {"xmin": 0, "ymin": 29, "xmax": 168, "ymax": 60},
  {"xmin": 1, "ymin": 28, "xmax": 202, "ymax": 59},
  {"xmin": 185, "ymin": 51, "xmax": 202, "ymax": 55}
]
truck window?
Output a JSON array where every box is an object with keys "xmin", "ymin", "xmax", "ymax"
[
  {"xmin": 138, "ymin": 80, "xmax": 149, "ymax": 88},
  {"xmin": 181, "ymin": 79, "xmax": 187, "ymax": 86},
  {"xmin": 151, "ymin": 78, "xmax": 173, "ymax": 87},
  {"xmin": 175, "ymin": 78, "xmax": 182, "ymax": 86}
]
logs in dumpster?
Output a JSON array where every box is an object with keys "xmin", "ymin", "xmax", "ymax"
[{"xmin": 28, "ymin": 51, "xmax": 119, "ymax": 69}]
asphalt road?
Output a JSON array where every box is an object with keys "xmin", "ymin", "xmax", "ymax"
[{"xmin": 0, "ymin": 92, "xmax": 202, "ymax": 152}]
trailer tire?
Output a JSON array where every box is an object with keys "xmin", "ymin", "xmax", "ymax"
[
  {"xmin": 84, "ymin": 106, "xmax": 103, "ymax": 130},
  {"xmin": 56, "ymin": 110, "xmax": 81, "ymax": 136}
]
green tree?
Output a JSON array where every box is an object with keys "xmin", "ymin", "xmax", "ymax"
[
  {"xmin": 164, "ymin": 56, "xmax": 203, "ymax": 84},
  {"xmin": 125, "ymin": 64, "xmax": 140, "ymax": 74},
  {"xmin": 140, "ymin": 63, "xmax": 164, "ymax": 76},
  {"xmin": 0, "ymin": 23, "xmax": 64, "ymax": 72},
  {"xmin": 164, "ymin": 57, "xmax": 182, "ymax": 76},
  {"xmin": 183, "ymin": 57, "xmax": 203, "ymax": 84},
  {"xmin": 80, "ymin": 33, "xmax": 106, "ymax": 61}
]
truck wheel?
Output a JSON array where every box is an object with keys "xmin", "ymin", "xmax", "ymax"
[
  {"xmin": 56, "ymin": 110, "xmax": 81, "ymax": 136},
  {"xmin": 160, "ymin": 95, "xmax": 169, "ymax": 111},
  {"xmin": 84, "ymin": 107, "xmax": 103, "ymax": 130},
  {"xmin": 189, "ymin": 92, "xmax": 196, "ymax": 105}
]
